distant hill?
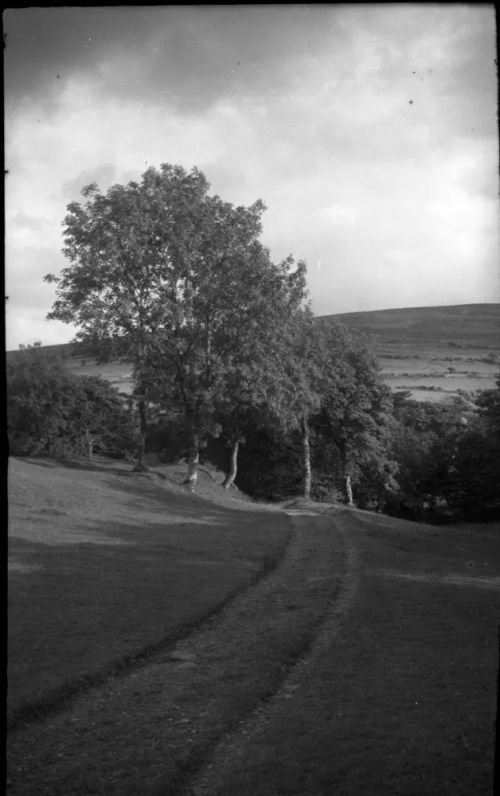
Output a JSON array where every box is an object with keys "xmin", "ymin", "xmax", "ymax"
[
  {"xmin": 320, "ymin": 303, "xmax": 500, "ymax": 348},
  {"xmin": 7, "ymin": 304, "xmax": 500, "ymax": 403},
  {"xmin": 321, "ymin": 303, "xmax": 499, "ymax": 403},
  {"xmin": 6, "ymin": 342, "xmax": 136, "ymax": 396}
]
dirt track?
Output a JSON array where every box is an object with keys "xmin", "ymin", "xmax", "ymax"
[
  {"xmin": 189, "ymin": 510, "xmax": 360, "ymax": 796},
  {"xmin": 8, "ymin": 505, "xmax": 499, "ymax": 795},
  {"xmin": 7, "ymin": 508, "xmax": 357, "ymax": 795}
]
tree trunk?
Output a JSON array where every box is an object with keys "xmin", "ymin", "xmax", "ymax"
[
  {"xmin": 183, "ymin": 432, "xmax": 200, "ymax": 492},
  {"xmin": 223, "ymin": 439, "xmax": 240, "ymax": 490},
  {"xmin": 345, "ymin": 474, "xmax": 354, "ymax": 507},
  {"xmin": 301, "ymin": 416, "xmax": 312, "ymax": 500},
  {"xmin": 134, "ymin": 399, "xmax": 148, "ymax": 472},
  {"xmin": 338, "ymin": 438, "xmax": 353, "ymax": 506},
  {"xmin": 83, "ymin": 430, "xmax": 94, "ymax": 460}
]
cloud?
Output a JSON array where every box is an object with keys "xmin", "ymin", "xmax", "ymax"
[
  {"xmin": 316, "ymin": 205, "xmax": 358, "ymax": 225},
  {"xmin": 5, "ymin": 244, "xmax": 77, "ymax": 349},
  {"xmin": 61, "ymin": 164, "xmax": 118, "ymax": 202},
  {"xmin": 4, "ymin": 5, "xmax": 498, "ymax": 348},
  {"xmin": 4, "ymin": 6, "xmax": 340, "ymax": 114}
]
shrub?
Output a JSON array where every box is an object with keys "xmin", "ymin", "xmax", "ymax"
[{"xmin": 7, "ymin": 345, "xmax": 137, "ymax": 459}]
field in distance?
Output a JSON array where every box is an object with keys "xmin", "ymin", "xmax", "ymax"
[
  {"xmin": 6, "ymin": 303, "xmax": 499, "ymax": 403},
  {"xmin": 322, "ymin": 302, "xmax": 499, "ymax": 403}
]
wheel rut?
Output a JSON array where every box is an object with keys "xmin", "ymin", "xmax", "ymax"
[
  {"xmin": 187, "ymin": 514, "xmax": 360, "ymax": 796},
  {"xmin": 8, "ymin": 511, "xmax": 355, "ymax": 796}
]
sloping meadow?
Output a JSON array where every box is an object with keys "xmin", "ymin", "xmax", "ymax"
[{"xmin": 7, "ymin": 457, "xmax": 290, "ymax": 726}]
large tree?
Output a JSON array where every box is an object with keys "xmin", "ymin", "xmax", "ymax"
[
  {"xmin": 258, "ymin": 309, "xmax": 324, "ymax": 499},
  {"xmin": 213, "ymin": 255, "xmax": 309, "ymax": 491},
  {"xmin": 46, "ymin": 162, "xmax": 309, "ymax": 487},
  {"xmin": 244, "ymin": 314, "xmax": 396, "ymax": 504},
  {"xmin": 46, "ymin": 164, "xmax": 213, "ymax": 469},
  {"xmin": 140, "ymin": 206, "xmax": 309, "ymax": 490},
  {"xmin": 45, "ymin": 165, "xmax": 261, "ymax": 474}
]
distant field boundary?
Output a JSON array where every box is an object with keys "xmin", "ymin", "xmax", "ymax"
[{"xmin": 7, "ymin": 303, "xmax": 499, "ymax": 403}]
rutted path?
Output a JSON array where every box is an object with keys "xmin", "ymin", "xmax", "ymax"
[
  {"xmin": 7, "ymin": 509, "xmax": 357, "ymax": 795},
  {"xmin": 188, "ymin": 512, "xmax": 360, "ymax": 796}
]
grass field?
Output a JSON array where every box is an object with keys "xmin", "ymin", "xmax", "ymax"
[
  {"xmin": 205, "ymin": 511, "xmax": 500, "ymax": 795},
  {"xmin": 324, "ymin": 303, "xmax": 500, "ymax": 403},
  {"xmin": 7, "ymin": 456, "xmax": 500, "ymax": 794},
  {"xmin": 8, "ymin": 457, "xmax": 290, "ymax": 727}
]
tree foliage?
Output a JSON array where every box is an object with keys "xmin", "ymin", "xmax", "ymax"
[
  {"xmin": 248, "ymin": 309, "xmax": 323, "ymax": 498},
  {"xmin": 228, "ymin": 319, "xmax": 398, "ymax": 507},
  {"xmin": 387, "ymin": 386, "xmax": 500, "ymax": 522},
  {"xmin": 39, "ymin": 161, "xmax": 499, "ymax": 519},
  {"xmin": 45, "ymin": 165, "xmax": 216, "ymax": 469},
  {"xmin": 7, "ymin": 345, "xmax": 136, "ymax": 459},
  {"xmin": 310, "ymin": 321, "xmax": 398, "ymax": 507},
  {"xmin": 139, "ymin": 207, "xmax": 308, "ymax": 485},
  {"xmin": 45, "ymin": 163, "xmax": 308, "ymax": 484},
  {"xmin": 443, "ymin": 379, "xmax": 500, "ymax": 521}
]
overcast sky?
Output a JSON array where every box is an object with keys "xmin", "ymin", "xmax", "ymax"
[{"xmin": 4, "ymin": 4, "xmax": 499, "ymax": 349}]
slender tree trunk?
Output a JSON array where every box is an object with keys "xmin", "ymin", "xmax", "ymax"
[
  {"xmin": 134, "ymin": 399, "xmax": 148, "ymax": 472},
  {"xmin": 223, "ymin": 439, "xmax": 240, "ymax": 490},
  {"xmin": 301, "ymin": 416, "xmax": 312, "ymax": 500},
  {"xmin": 83, "ymin": 430, "xmax": 94, "ymax": 460},
  {"xmin": 183, "ymin": 431, "xmax": 200, "ymax": 492},
  {"xmin": 345, "ymin": 474, "xmax": 354, "ymax": 507},
  {"xmin": 338, "ymin": 438, "xmax": 353, "ymax": 506}
]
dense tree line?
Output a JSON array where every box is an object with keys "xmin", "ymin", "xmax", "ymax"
[{"xmin": 7, "ymin": 162, "xmax": 497, "ymax": 523}]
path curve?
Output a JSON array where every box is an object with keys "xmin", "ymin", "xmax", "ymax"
[
  {"xmin": 8, "ymin": 509, "xmax": 354, "ymax": 795},
  {"xmin": 188, "ymin": 513, "xmax": 360, "ymax": 795}
]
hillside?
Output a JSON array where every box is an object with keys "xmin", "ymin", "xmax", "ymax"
[
  {"xmin": 6, "ymin": 303, "xmax": 499, "ymax": 402},
  {"xmin": 321, "ymin": 303, "xmax": 499, "ymax": 403},
  {"xmin": 324, "ymin": 303, "xmax": 500, "ymax": 346},
  {"xmin": 8, "ymin": 456, "xmax": 500, "ymax": 794},
  {"xmin": 6, "ymin": 342, "xmax": 136, "ymax": 396}
]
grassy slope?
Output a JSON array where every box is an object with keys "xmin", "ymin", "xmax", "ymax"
[
  {"xmin": 326, "ymin": 303, "xmax": 499, "ymax": 344},
  {"xmin": 210, "ymin": 510, "xmax": 500, "ymax": 796},
  {"xmin": 7, "ymin": 456, "xmax": 290, "ymax": 725},
  {"xmin": 321, "ymin": 303, "xmax": 500, "ymax": 403},
  {"xmin": 8, "ymin": 459, "xmax": 500, "ymax": 794}
]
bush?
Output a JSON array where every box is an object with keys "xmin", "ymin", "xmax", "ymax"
[{"xmin": 7, "ymin": 345, "xmax": 137, "ymax": 460}]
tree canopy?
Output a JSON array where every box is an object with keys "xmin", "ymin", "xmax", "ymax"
[
  {"xmin": 38, "ymin": 160, "xmax": 499, "ymax": 519},
  {"xmin": 45, "ymin": 163, "xmax": 308, "ymax": 483}
]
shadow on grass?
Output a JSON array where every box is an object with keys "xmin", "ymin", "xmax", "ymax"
[
  {"xmin": 101, "ymin": 477, "xmax": 265, "ymax": 524},
  {"xmin": 22, "ymin": 456, "xmax": 139, "ymax": 477},
  {"xmin": 8, "ymin": 512, "xmax": 291, "ymax": 733},
  {"xmin": 19, "ymin": 457, "xmax": 251, "ymax": 516},
  {"xmin": 7, "ymin": 546, "xmax": 279, "ymax": 730}
]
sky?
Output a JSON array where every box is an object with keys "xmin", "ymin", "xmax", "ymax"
[{"xmin": 4, "ymin": 4, "xmax": 499, "ymax": 349}]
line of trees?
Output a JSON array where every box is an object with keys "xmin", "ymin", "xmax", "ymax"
[
  {"xmin": 44, "ymin": 162, "xmax": 386, "ymax": 499},
  {"xmin": 7, "ymin": 162, "xmax": 498, "ymax": 522}
]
